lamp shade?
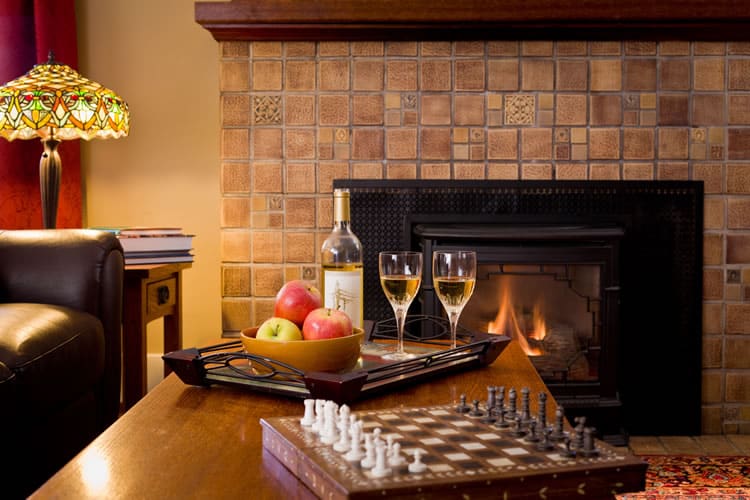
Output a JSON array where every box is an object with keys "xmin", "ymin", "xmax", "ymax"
[{"xmin": 0, "ymin": 54, "xmax": 129, "ymax": 141}]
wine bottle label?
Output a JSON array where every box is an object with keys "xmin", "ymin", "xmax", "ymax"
[{"xmin": 322, "ymin": 268, "xmax": 363, "ymax": 329}]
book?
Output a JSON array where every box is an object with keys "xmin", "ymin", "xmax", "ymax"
[
  {"xmin": 124, "ymin": 254, "xmax": 194, "ymax": 265},
  {"xmin": 118, "ymin": 227, "xmax": 184, "ymax": 236},
  {"xmin": 118, "ymin": 234, "xmax": 194, "ymax": 253},
  {"xmin": 90, "ymin": 226, "xmax": 183, "ymax": 236}
]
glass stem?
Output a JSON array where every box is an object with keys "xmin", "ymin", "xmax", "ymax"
[
  {"xmin": 449, "ymin": 310, "xmax": 459, "ymax": 349},
  {"xmin": 395, "ymin": 307, "xmax": 406, "ymax": 354}
]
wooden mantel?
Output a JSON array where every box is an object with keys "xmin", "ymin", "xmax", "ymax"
[{"xmin": 195, "ymin": 0, "xmax": 750, "ymax": 41}]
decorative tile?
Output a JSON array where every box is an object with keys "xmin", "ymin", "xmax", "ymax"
[
  {"xmin": 555, "ymin": 128, "xmax": 570, "ymax": 143},
  {"xmin": 302, "ymin": 266, "xmax": 316, "ymax": 280},
  {"xmin": 253, "ymin": 95, "xmax": 281, "ymax": 125},
  {"xmin": 504, "ymin": 95, "xmax": 535, "ymax": 125},
  {"xmin": 402, "ymin": 94, "xmax": 417, "ymax": 110}
]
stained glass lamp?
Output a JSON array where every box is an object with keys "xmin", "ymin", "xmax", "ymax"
[{"xmin": 0, "ymin": 52, "xmax": 129, "ymax": 228}]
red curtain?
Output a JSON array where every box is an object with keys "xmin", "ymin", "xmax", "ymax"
[{"xmin": 0, "ymin": 0, "xmax": 81, "ymax": 228}]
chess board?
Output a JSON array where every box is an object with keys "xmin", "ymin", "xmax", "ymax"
[{"xmin": 261, "ymin": 397, "xmax": 647, "ymax": 499}]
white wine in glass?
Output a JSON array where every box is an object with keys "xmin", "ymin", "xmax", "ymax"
[
  {"xmin": 379, "ymin": 251, "xmax": 422, "ymax": 360},
  {"xmin": 432, "ymin": 251, "xmax": 476, "ymax": 349}
]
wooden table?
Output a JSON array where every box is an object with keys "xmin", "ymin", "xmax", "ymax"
[
  {"xmin": 31, "ymin": 342, "xmax": 569, "ymax": 498},
  {"xmin": 122, "ymin": 262, "xmax": 191, "ymax": 410}
]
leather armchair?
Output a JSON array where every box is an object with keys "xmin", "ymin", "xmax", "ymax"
[{"xmin": 0, "ymin": 229, "xmax": 124, "ymax": 498}]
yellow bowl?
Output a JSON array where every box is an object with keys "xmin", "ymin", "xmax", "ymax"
[{"xmin": 240, "ymin": 327, "xmax": 364, "ymax": 373}]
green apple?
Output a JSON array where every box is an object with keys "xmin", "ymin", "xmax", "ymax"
[{"xmin": 256, "ymin": 317, "xmax": 303, "ymax": 341}]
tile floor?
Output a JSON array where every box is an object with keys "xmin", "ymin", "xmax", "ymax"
[{"xmin": 627, "ymin": 435, "xmax": 750, "ymax": 456}]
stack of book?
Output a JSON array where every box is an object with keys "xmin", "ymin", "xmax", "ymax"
[{"xmin": 104, "ymin": 227, "xmax": 194, "ymax": 265}]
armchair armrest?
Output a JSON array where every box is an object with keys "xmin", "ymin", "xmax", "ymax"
[{"xmin": 0, "ymin": 229, "xmax": 124, "ymax": 425}]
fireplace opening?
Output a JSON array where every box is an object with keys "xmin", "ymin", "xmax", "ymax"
[
  {"xmin": 471, "ymin": 264, "xmax": 602, "ymax": 383},
  {"xmin": 416, "ymin": 221, "xmax": 624, "ymax": 442},
  {"xmin": 336, "ymin": 179, "xmax": 703, "ymax": 443}
]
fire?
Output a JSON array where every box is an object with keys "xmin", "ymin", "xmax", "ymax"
[{"xmin": 487, "ymin": 284, "xmax": 547, "ymax": 356}]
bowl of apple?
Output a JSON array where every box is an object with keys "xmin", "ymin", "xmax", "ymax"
[{"xmin": 240, "ymin": 280, "xmax": 363, "ymax": 373}]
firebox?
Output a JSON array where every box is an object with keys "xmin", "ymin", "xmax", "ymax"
[{"xmin": 335, "ymin": 179, "xmax": 703, "ymax": 443}]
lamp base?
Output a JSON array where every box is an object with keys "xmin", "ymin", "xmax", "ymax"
[{"xmin": 39, "ymin": 137, "xmax": 61, "ymax": 229}]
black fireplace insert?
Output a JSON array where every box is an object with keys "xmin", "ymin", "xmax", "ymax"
[{"xmin": 334, "ymin": 179, "xmax": 703, "ymax": 441}]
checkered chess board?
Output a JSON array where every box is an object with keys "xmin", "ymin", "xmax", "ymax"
[{"xmin": 261, "ymin": 400, "xmax": 647, "ymax": 499}]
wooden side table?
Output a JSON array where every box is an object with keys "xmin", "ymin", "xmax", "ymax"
[{"xmin": 122, "ymin": 262, "xmax": 192, "ymax": 411}]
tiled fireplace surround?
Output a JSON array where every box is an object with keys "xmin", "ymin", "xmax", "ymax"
[{"xmin": 218, "ymin": 40, "xmax": 750, "ymax": 434}]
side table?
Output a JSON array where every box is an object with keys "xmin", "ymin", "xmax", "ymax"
[{"xmin": 122, "ymin": 262, "xmax": 192, "ymax": 411}]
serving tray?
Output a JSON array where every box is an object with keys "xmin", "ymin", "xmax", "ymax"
[{"xmin": 163, "ymin": 316, "xmax": 510, "ymax": 404}]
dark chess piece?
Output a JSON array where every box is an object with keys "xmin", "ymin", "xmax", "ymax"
[
  {"xmin": 536, "ymin": 427, "xmax": 555, "ymax": 451},
  {"xmin": 580, "ymin": 427, "xmax": 600, "ymax": 457},
  {"xmin": 510, "ymin": 416, "xmax": 526, "ymax": 437},
  {"xmin": 506, "ymin": 388, "xmax": 517, "ymax": 420},
  {"xmin": 496, "ymin": 386, "xmax": 505, "ymax": 413},
  {"xmin": 573, "ymin": 416, "xmax": 586, "ymax": 450},
  {"xmin": 469, "ymin": 399, "xmax": 484, "ymax": 417},
  {"xmin": 520, "ymin": 387, "xmax": 531, "ymax": 425},
  {"xmin": 563, "ymin": 436, "xmax": 576, "ymax": 458},
  {"xmin": 524, "ymin": 419, "xmax": 540, "ymax": 443},
  {"xmin": 493, "ymin": 405, "xmax": 510, "ymax": 429},
  {"xmin": 537, "ymin": 392, "xmax": 547, "ymax": 430},
  {"xmin": 486, "ymin": 386, "xmax": 496, "ymax": 411},
  {"xmin": 456, "ymin": 394, "xmax": 470, "ymax": 414},
  {"xmin": 481, "ymin": 403, "xmax": 498, "ymax": 424},
  {"xmin": 549, "ymin": 406, "xmax": 567, "ymax": 442}
]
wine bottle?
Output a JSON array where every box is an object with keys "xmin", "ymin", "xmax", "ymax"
[{"xmin": 320, "ymin": 188, "xmax": 364, "ymax": 329}]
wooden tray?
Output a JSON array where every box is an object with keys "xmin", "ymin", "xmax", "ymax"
[{"xmin": 163, "ymin": 316, "xmax": 511, "ymax": 404}]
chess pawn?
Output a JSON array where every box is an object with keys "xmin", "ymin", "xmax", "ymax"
[
  {"xmin": 469, "ymin": 399, "xmax": 484, "ymax": 417},
  {"xmin": 550, "ymin": 406, "xmax": 567, "ymax": 441},
  {"xmin": 388, "ymin": 442, "xmax": 406, "ymax": 467},
  {"xmin": 524, "ymin": 419, "xmax": 540, "ymax": 443},
  {"xmin": 510, "ymin": 417, "xmax": 526, "ymax": 437},
  {"xmin": 493, "ymin": 405, "xmax": 510, "ymax": 429},
  {"xmin": 456, "ymin": 394, "xmax": 470, "ymax": 414},
  {"xmin": 536, "ymin": 427, "xmax": 555, "ymax": 451},
  {"xmin": 408, "ymin": 449, "xmax": 427, "ymax": 474}
]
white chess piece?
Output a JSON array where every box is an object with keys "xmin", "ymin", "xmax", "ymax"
[
  {"xmin": 333, "ymin": 419, "xmax": 350, "ymax": 452},
  {"xmin": 300, "ymin": 399, "xmax": 316, "ymax": 427},
  {"xmin": 370, "ymin": 442, "xmax": 392, "ymax": 478},
  {"xmin": 337, "ymin": 404, "xmax": 350, "ymax": 432},
  {"xmin": 360, "ymin": 433, "xmax": 375, "ymax": 469},
  {"xmin": 388, "ymin": 442, "xmax": 406, "ymax": 467},
  {"xmin": 312, "ymin": 399, "xmax": 325, "ymax": 434},
  {"xmin": 343, "ymin": 421, "xmax": 364, "ymax": 462},
  {"xmin": 408, "ymin": 449, "xmax": 427, "ymax": 474},
  {"xmin": 320, "ymin": 401, "xmax": 338, "ymax": 445}
]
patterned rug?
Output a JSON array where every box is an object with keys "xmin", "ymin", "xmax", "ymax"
[{"xmin": 617, "ymin": 455, "xmax": 750, "ymax": 500}]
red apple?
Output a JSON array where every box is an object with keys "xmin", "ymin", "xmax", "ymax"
[
  {"xmin": 274, "ymin": 280, "xmax": 322, "ymax": 327},
  {"xmin": 302, "ymin": 307, "xmax": 353, "ymax": 340}
]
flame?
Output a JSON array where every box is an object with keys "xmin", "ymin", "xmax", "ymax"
[{"xmin": 487, "ymin": 282, "xmax": 547, "ymax": 356}]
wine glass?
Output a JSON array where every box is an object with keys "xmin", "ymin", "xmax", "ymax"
[
  {"xmin": 432, "ymin": 250, "xmax": 476, "ymax": 349},
  {"xmin": 378, "ymin": 251, "xmax": 423, "ymax": 360}
]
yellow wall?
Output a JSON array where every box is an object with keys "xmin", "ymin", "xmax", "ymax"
[{"xmin": 76, "ymin": 0, "xmax": 222, "ymax": 355}]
